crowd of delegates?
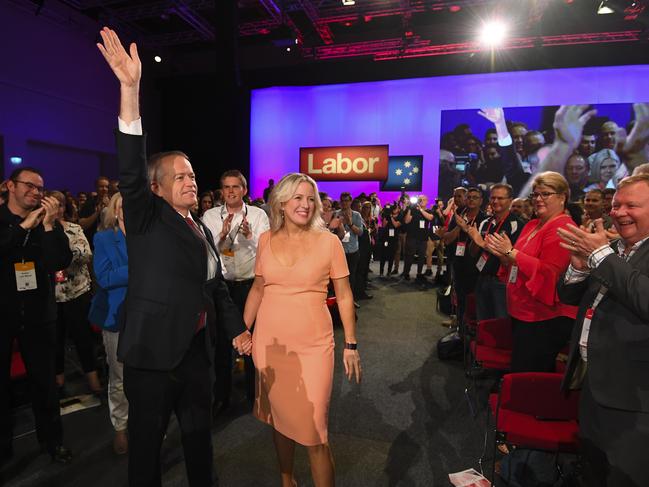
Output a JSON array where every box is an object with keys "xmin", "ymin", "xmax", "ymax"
[{"xmin": 438, "ymin": 103, "xmax": 649, "ymax": 487}]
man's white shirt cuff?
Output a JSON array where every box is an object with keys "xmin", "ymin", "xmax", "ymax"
[{"xmin": 118, "ymin": 117, "xmax": 143, "ymax": 136}]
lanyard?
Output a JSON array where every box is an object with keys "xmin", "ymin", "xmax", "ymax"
[{"xmin": 484, "ymin": 212, "xmax": 509, "ymax": 237}]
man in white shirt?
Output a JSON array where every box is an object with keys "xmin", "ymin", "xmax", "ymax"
[{"xmin": 202, "ymin": 170, "xmax": 269, "ymax": 412}]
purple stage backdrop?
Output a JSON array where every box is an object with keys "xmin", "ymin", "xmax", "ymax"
[{"xmin": 250, "ymin": 65, "xmax": 649, "ymax": 203}]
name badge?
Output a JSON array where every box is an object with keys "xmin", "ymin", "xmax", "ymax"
[
  {"xmin": 455, "ymin": 242, "xmax": 466, "ymax": 257},
  {"xmin": 508, "ymin": 265, "xmax": 518, "ymax": 284},
  {"xmin": 579, "ymin": 308, "xmax": 594, "ymax": 359},
  {"xmin": 342, "ymin": 231, "xmax": 351, "ymax": 243},
  {"xmin": 15, "ymin": 262, "xmax": 37, "ymax": 291},
  {"xmin": 384, "ymin": 241, "xmax": 389, "ymax": 247},
  {"xmin": 476, "ymin": 252, "xmax": 489, "ymax": 272},
  {"xmin": 221, "ymin": 248, "xmax": 235, "ymax": 258},
  {"xmin": 388, "ymin": 228, "xmax": 395, "ymax": 237},
  {"xmin": 419, "ymin": 220, "xmax": 425, "ymax": 229}
]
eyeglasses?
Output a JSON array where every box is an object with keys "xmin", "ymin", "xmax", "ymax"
[
  {"xmin": 529, "ymin": 191, "xmax": 558, "ymax": 200},
  {"xmin": 14, "ymin": 180, "xmax": 45, "ymax": 193},
  {"xmin": 466, "ymin": 195, "xmax": 482, "ymax": 201}
]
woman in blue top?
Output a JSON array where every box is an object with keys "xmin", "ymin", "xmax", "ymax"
[{"xmin": 88, "ymin": 193, "xmax": 129, "ymax": 454}]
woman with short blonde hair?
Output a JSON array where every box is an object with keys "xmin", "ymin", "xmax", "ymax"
[
  {"xmin": 485, "ymin": 171, "xmax": 578, "ymax": 372},
  {"xmin": 268, "ymin": 173, "xmax": 326, "ymax": 232},
  {"xmin": 244, "ymin": 172, "xmax": 361, "ymax": 486}
]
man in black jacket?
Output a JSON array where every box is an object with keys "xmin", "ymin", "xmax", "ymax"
[
  {"xmin": 0, "ymin": 167, "xmax": 73, "ymax": 464},
  {"xmin": 557, "ymin": 174, "xmax": 649, "ymax": 487},
  {"xmin": 98, "ymin": 28, "xmax": 251, "ymax": 486}
]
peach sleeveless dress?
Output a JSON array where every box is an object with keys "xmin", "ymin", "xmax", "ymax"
[{"xmin": 252, "ymin": 230, "xmax": 349, "ymax": 445}]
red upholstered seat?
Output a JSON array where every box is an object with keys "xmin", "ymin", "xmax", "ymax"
[
  {"xmin": 326, "ymin": 296, "xmax": 337, "ymax": 308},
  {"xmin": 494, "ymin": 372, "xmax": 580, "ymax": 452},
  {"xmin": 471, "ymin": 342, "xmax": 512, "ymax": 370},
  {"xmin": 10, "ymin": 340, "xmax": 26, "ymax": 380}
]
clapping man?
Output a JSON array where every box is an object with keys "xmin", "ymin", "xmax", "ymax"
[
  {"xmin": 97, "ymin": 28, "xmax": 251, "ymax": 486},
  {"xmin": 202, "ymin": 170, "xmax": 269, "ymax": 413},
  {"xmin": 557, "ymin": 174, "xmax": 649, "ymax": 487},
  {"xmin": 1, "ymin": 168, "xmax": 73, "ymax": 464}
]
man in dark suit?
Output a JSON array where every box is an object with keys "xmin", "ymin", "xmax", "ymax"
[
  {"xmin": 557, "ymin": 174, "xmax": 649, "ymax": 487},
  {"xmin": 98, "ymin": 28, "xmax": 252, "ymax": 487}
]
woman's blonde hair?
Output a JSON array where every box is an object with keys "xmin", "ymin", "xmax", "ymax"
[
  {"xmin": 532, "ymin": 171, "xmax": 569, "ymax": 207},
  {"xmin": 268, "ymin": 173, "xmax": 325, "ymax": 232},
  {"xmin": 99, "ymin": 192, "xmax": 123, "ymax": 231}
]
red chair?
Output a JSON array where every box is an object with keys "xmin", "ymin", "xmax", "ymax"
[
  {"xmin": 10, "ymin": 340, "xmax": 27, "ymax": 380},
  {"xmin": 465, "ymin": 317, "xmax": 513, "ymax": 417},
  {"xmin": 488, "ymin": 372, "xmax": 580, "ymax": 484}
]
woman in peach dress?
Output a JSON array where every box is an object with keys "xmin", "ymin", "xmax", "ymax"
[{"xmin": 244, "ymin": 173, "xmax": 361, "ymax": 487}]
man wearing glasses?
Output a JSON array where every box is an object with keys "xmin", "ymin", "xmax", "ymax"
[
  {"xmin": 458, "ymin": 183, "xmax": 522, "ymax": 320},
  {"xmin": 0, "ymin": 167, "xmax": 73, "ymax": 464}
]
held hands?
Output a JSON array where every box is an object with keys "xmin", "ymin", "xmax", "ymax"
[
  {"xmin": 97, "ymin": 27, "xmax": 141, "ymax": 89},
  {"xmin": 553, "ymin": 105, "xmax": 597, "ymax": 151},
  {"xmin": 232, "ymin": 330, "xmax": 252, "ymax": 356},
  {"xmin": 343, "ymin": 349, "xmax": 361, "ymax": 384}
]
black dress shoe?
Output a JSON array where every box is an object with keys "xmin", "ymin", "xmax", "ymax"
[
  {"xmin": 424, "ymin": 269, "xmax": 433, "ymax": 276},
  {"xmin": 401, "ymin": 274, "xmax": 410, "ymax": 281},
  {"xmin": 50, "ymin": 445, "xmax": 73, "ymax": 464}
]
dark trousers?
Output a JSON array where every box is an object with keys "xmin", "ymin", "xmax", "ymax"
[
  {"xmin": 345, "ymin": 251, "xmax": 360, "ymax": 299},
  {"xmin": 356, "ymin": 236, "xmax": 371, "ymax": 295},
  {"xmin": 403, "ymin": 237, "xmax": 427, "ymax": 277},
  {"xmin": 379, "ymin": 238, "xmax": 397, "ymax": 275},
  {"xmin": 580, "ymin": 375, "xmax": 649, "ymax": 487},
  {"xmin": 0, "ymin": 321, "xmax": 63, "ymax": 453},
  {"xmin": 474, "ymin": 275, "xmax": 508, "ymax": 321},
  {"xmin": 213, "ymin": 280, "xmax": 254, "ymax": 405},
  {"xmin": 56, "ymin": 291, "xmax": 96, "ymax": 375},
  {"xmin": 510, "ymin": 316, "xmax": 574, "ymax": 372},
  {"xmin": 124, "ymin": 330, "xmax": 214, "ymax": 487}
]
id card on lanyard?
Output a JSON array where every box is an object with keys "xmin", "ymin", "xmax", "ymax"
[
  {"xmin": 455, "ymin": 241, "xmax": 466, "ymax": 257},
  {"xmin": 579, "ymin": 286, "xmax": 607, "ymax": 360}
]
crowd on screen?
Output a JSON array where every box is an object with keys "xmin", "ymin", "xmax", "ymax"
[{"xmin": 2, "ymin": 26, "xmax": 649, "ymax": 487}]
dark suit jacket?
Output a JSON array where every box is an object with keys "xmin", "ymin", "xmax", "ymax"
[
  {"xmin": 88, "ymin": 228, "xmax": 128, "ymax": 332},
  {"xmin": 558, "ymin": 239, "xmax": 649, "ymax": 413},
  {"xmin": 115, "ymin": 131, "xmax": 245, "ymax": 370},
  {"xmin": 0, "ymin": 204, "xmax": 72, "ymax": 328}
]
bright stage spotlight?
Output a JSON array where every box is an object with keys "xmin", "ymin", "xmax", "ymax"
[{"xmin": 479, "ymin": 20, "xmax": 508, "ymax": 48}]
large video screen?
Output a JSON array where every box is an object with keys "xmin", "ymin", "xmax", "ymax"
[{"xmin": 437, "ymin": 103, "xmax": 637, "ymax": 201}]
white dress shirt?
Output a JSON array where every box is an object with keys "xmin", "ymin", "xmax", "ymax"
[{"xmin": 201, "ymin": 203, "xmax": 269, "ymax": 281}]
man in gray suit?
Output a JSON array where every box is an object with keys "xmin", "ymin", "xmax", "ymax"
[{"xmin": 557, "ymin": 174, "xmax": 649, "ymax": 487}]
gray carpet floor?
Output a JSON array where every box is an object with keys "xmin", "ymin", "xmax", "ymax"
[{"xmin": 3, "ymin": 262, "xmax": 494, "ymax": 487}]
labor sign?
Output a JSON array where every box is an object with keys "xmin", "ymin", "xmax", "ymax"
[{"xmin": 299, "ymin": 145, "xmax": 389, "ymax": 181}]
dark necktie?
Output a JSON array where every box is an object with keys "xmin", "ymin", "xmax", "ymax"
[{"xmin": 184, "ymin": 216, "xmax": 207, "ymax": 333}]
